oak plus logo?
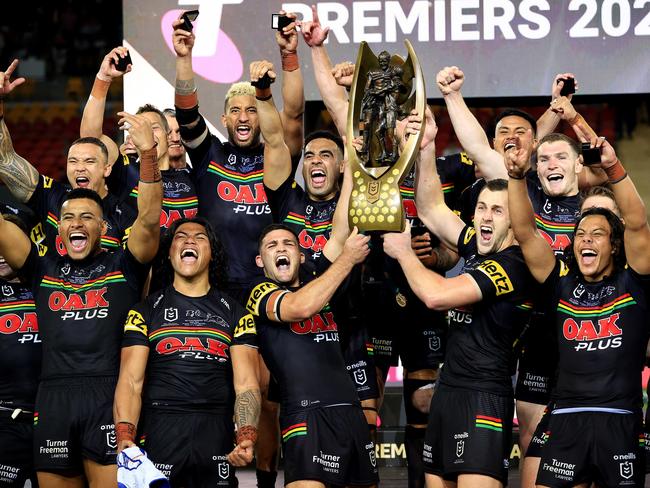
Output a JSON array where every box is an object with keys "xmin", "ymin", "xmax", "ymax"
[{"xmin": 161, "ymin": 1, "xmax": 243, "ymax": 83}]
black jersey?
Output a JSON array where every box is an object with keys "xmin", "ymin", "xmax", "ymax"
[
  {"xmin": 440, "ymin": 226, "xmax": 533, "ymax": 395},
  {"xmin": 108, "ymin": 155, "xmax": 199, "ymax": 234},
  {"xmin": 27, "ymin": 175, "xmax": 136, "ymax": 257},
  {"xmin": 122, "ymin": 286, "xmax": 257, "ymax": 412},
  {"xmin": 187, "ymin": 132, "xmax": 271, "ymax": 286},
  {"xmin": 265, "ymin": 177, "xmax": 338, "ymax": 275},
  {"xmin": 246, "ymin": 278, "xmax": 358, "ymax": 411},
  {"xmin": 0, "ymin": 279, "xmax": 41, "ymax": 410},
  {"xmin": 21, "ymin": 246, "xmax": 148, "ymax": 380},
  {"xmin": 545, "ymin": 260, "xmax": 650, "ymax": 410}
]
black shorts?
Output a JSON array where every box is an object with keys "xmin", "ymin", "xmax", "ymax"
[
  {"xmin": 0, "ymin": 412, "xmax": 36, "ymax": 487},
  {"xmin": 536, "ymin": 411, "xmax": 644, "ymax": 488},
  {"xmin": 515, "ymin": 315, "xmax": 557, "ymax": 405},
  {"xmin": 423, "ymin": 385, "xmax": 513, "ymax": 485},
  {"xmin": 525, "ymin": 405, "xmax": 551, "ymax": 458},
  {"xmin": 138, "ymin": 408, "xmax": 236, "ymax": 487},
  {"xmin": 280, "ymin": 404, "xmax": 379, "ymax": 486},
  {"xmin": 34, "ymin": 377, "xmax": 117, "ymax": 471},
  {"xmin": 397, "ymin": 292, "xmax": 446, "ymax": 371},
  {"xmin": 343, "ymin": 327, "xmax": 379, "ymax": 401}
]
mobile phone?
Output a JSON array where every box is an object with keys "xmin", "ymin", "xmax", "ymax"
[
  {"xmin": 558, "ymin": 77, "xmax": 575, "ymax": 97},
  {"xmin": 581, "ymin": 142, "xmax": 602, "ymax": 165},
  {"xmin": 271, "ymin": 13, "xmax": 292, "ymax": 31},
  {"xmin": 182, "ymin": 9, "xmax": 199, "ymax": 32},
  {"xmin": 113, "ymin": 51, "xmax": 132, "ymax": 72},
  {"xmin": 251, "ymin": 73, "xmax": 273, "ymax": 89}
]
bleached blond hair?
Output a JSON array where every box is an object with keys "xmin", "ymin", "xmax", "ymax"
[{"xmin": 224, "ymin": 82, "xmax": 255, "ymax": 111}]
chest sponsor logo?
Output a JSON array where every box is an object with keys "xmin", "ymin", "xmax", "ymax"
[
  {"xmin": 160, "ymin": 208, "xmax": 198, "ymax": 229},
  {"xmin": 0, "ymin": 310, "xmax": 40, "ymax": 343},
  {"xmin": 539, "ymin": 230, "xmax": 571, "ymax": 253},
  {"xmin": 562, "ymin": 313, "xmax": 622, "ymax": 351},
  {"xmin": 217, "ymin": 181, "xmax": 270, "ymax": 215},
  {"xmin": 291, "ymin": 312, "xmax": 339, "ymax": 342},
  {"xmin": 448, "ymin": 307, "xmax": 472, "ymax": 325},
  {"xmin": 48, "ymin": 288, "xmax": 109, "ymax": 321},
  {"xmin": 156, "ymin": 336, "xmax": 229, "ymax": 360},
  {"xmin": 476, "ymin": 260, "xmax": 513, "ymax": 295},
  {"xmin": 299, "ymin": 230, "xmax": 329, "ymax": 253}
]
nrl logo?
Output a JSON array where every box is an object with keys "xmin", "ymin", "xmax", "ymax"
[
  {"xmin": 218, "ymin": 462, "xmax": 230, "ymax": 479},
  {"xmin": 106, "ymin": 431, "xmax": 117, "ymax": 449},
  {"xmin": 429, "ymin": 337, "xmax": 441, "ymax": 351},
  {"xmin": 1, "ymin": 285, "xmax": 13, "ymax": 296},
  {"xmin": 620, "ymin": 461, "xmax": 633, "ymax": 480},
  {"xmin": 456, "ymin": 440, "xmax": 464, "ymax": 458},
  {"xmin": 164, "ymin": 307, "xmax": 178, "ymax": 322},
  {"xmin": 354, "ymin": 369, "xmax": 367, "ymax": 386}
]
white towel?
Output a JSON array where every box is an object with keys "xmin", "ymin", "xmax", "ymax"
[{"xmin": 117, "ymin": 446, "xmax": 170, "ymax": 488}]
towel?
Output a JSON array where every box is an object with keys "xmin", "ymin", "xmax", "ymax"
[{"xmin": 117, "ymin": 446, "xmax": 170, "ymax": 488}]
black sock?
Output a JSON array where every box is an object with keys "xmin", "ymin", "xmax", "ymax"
[
  {"xmin": 405, "ymin": 425, "xmax": 426, "ymax": 488},
  {"xmin": 256, "ymin": 469, "xmax": 277, "ymax": 488}
]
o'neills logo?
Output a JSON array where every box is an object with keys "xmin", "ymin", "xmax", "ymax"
[{"xmin": 48, "ymin": 288, "xmax": 109, "ymax": 321}]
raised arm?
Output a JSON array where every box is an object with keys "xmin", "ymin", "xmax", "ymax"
[
  {"xmin": 275, "ymin": 10, "xmax": 304, "ymax": 158},
  {"xmin": 81, "ymin": 47, "xmax": 130, "ymax": 165},
  {"xmin": 228, "ymin": 345, "xmax": 261, "ymax": 467},
  {"xmin": 172, "ymin": 17, "xmax": 210, "ymax": 152},
  {"xmin": 413, "ymin": 107, "xmax": 465, "ymax": 251},
  {"xmin": 549, "ymin": 95, "xmax": 607, "ymax": 189},
  {"xmin": 505, "ymin": 143, "xmax": 556, "ymax": 283},
  {"xmin": 252, "ymin": 61, "xmax": 292, "ymax": 191},
  {"xmin": 436, "ymin": 66, "xmax": 506, "ymax": 180},
  {"xmin": 536, "ymin": 73, "xmax": 578, "ymax": 138},
  {"xmin": 0, "ymin": 60, "xmax": 39, "ymax": 203},
  {"xmin": 383, "ymin": 224, "xmax": 482, "ymax": 310},
  {"xmin": 0, "ymin": 213, "xmax": 32, "ymax": 271},
  {"xmin": 113, "ymin": 345, "xmax": 149, "ymax": 452},
  {"xmin": 596, "ymin": 139, "xmax": 650, "ymax": 274},
  {"xmin": 119, "ymin": 112, "xmax": 162, "ymax": 263},
  {"xmin": 300, "ymin": 5, "xmax": 348, "ymax": 137},
  {"xmin": 268, "ymin": 229, "xmax": 369, "ymax": 322}
]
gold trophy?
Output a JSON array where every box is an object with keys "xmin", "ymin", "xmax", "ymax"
[{"xmin": 346, "ymin": 40, "xmax": 426, "ymax": 232}]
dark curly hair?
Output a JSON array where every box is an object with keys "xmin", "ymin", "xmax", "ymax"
[
  {"xmin": 158, "ymin": 217, "xmax": 229, "ymax": 289},
  {"xmin": 564, "ymin": 207, "xmax": 626, "ymax": 274}
]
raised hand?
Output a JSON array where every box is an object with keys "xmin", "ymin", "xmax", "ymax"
[
  {"xmin": 552, "ymin": 73, "xmax": 578, "ymax": 101},
  {"xmin": 0, "ymin": 59, "xmax": 26, "ymax": 99},
  {"xmin": 275, "ymin": 10, "xmax": 299, "ymax": 53},
  {"xmin": 332, "ymin": 62, "xmax": 355, "ymax": 88},
  {"xmin": 249, "ymin": 60, "xmax": 277, "ymax": 85},
  {"xmin": 98, "ymin": 47, "xmax": 131, "ymax": 81},
  {"xmin": 172, "ymin": 17, "xmax": 195, "ymax": 57},
  {"xmin": 298, "ymin": 4, "xmax": 330, "ymax": 47},
  {"xmin": 436, "ymin": 66, "xmax": 464, "ymax": 96},
  {"xmin": 117, "ymin": 112, "xmax": 156, "ymax": 152}
]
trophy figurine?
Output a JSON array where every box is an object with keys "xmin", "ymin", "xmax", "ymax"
[{"xmin": 346, "ymin": 40, "xmax": 426, "ymax": 232}]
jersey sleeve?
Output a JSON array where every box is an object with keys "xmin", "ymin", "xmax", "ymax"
[
  {"xmin": 119, "ymin": 245, "xmax": 151, "ymax": 293},
  {"xmin": 231, "ymin": 299, "xmax": 258, "ymax": 349},
  {"xmin": 122, "ymin": 301, "xmax": 151, "ymax": 348},
  {"xmin": 18, "ymin": 245, "xmax": 46, "ymax": 292},
  {"xmin": 456, "ymin": 224, "xmax": 477, "ymax": 259},
  {"xmin": 467, "ymin": 249, "xmax": 530, "ymax": 301},
  {"xmin": 186, "ymin": 121, "xmax": 223, "ymax": 177},
  {"xmin": 246, "ymin": 279, "xmax": 287, "ymax": 321},
  {"xmin": 264, "ymin": 177, "xmax": 304, "ymax": 223},
  {"xmin": 26, "ymin": 175, "xmax": 64, "ymax": 224}
]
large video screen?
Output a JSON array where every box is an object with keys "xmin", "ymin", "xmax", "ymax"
[{"xmin": 124, "ymin": 0, "xmax": 650, "ymax": 137}]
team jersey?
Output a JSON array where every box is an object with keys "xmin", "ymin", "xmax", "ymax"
[
  {"xmin": 27, "ymin": 175, "xmax": 136, "ymax": 257},
  {"xmin": 246, "ymin": 278, "xmax": 358, "ymax": 411},
  {"xmin": 440, "ymin": 225, "xmax": 533, "ymax": 395},
  {"xmin": 185, "ymin": 131, "xmax": 271, "ymax": 286},
  {"xmin": 108, "ymin": 154, "xmax": 199, "ymax": 235},
  {"xmin": 0, "ymin": 279, "xmax": 41, "ymax": 410},
  {"xmin": 20, "ymin": 246, "xmax": 149, "ymax": 380},
  {"xmin": 122, "ymin": 286, "xmax": 257, "ymax": 412},
  {"xmin": 545, "ymin": 260, "xmax": 650, "ymax": 410},
  {"xmin": 265, "ymin": 177, "xmax": 338, "ymax": 275}
]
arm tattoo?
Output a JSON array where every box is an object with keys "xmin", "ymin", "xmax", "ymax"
[
  {"xmin": 234, "ymin": 388, "xmax": 261, "ymax": 428},
  {"xmin": 431, "ymin": 245, "xmax": 459, "ymax": 273},
  {"xmin": 0, "ymin": 120, "xmax": 39, "ymax": 203},
  {"xmin": 175, "ymin": 78, "xmax": 196, "ymax": 96}
]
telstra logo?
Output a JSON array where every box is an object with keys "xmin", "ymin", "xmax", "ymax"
[{"xmin": 161, "ymin": 0, "xmax": 243, "ymax": 83}]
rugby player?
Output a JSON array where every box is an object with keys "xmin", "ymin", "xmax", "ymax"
[
  {"xmin": 246, "ymin": 220, "xmax": 378, "ymax": 488},
  {"xmin": 0, "ymin": 59, "xmax": 136, "ymax": 258},
  {"xmin": 0, "ymin": 110, "xmax": 162, "ymax": 488},
  {"xmin": 114, "ymin": 217, "xmax": 260, "ymax": 486},
  {"xmin": 507, "ymin": 135, "xmax": 650, "ymax": 487},
  {"xmin": 0, "ymin": 213, "xmax": 40, "ymax": 488},
  {"xmin": 383, "ymin": 108, "xmax": 534, "ymax": 488}
]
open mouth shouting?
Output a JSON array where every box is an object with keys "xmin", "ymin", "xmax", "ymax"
[
  {"xmin": 69, "ymin": 231, "xmax": 88, "ymax": 253},
  {"xmin": 75, "ymin": 176, "xmax": 90, "ymax": 188},
  {"xmin": 275, "ymin": 254, "xmax": 290, "ymax": 272},
  {"xmin": 580, "ymin": 248, "xmax": 597, "ymax": 266},
  {"xmin": 479, "ymin": 225, "xmax": 493, "ymax": 243},
  {"xmin": 235, "ymin": 124, "xmax": 252, "ymax": 142},
  {"xmin": 180, "ymin": 247, "xmax": 198, "ymax": 264},
  {"xmin": 310, "ymin": 168, "xmax": 327, "ymax": 188},
  {"xmin": 503, "ymin": 138, "xmax": 518, "ymax": 151}
]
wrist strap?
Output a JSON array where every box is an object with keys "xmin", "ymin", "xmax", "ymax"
[
  {"xmin": 605, "ymin": 158, "xmax": 627, "ymax": 184},
  {"xmin": 568, "ymin": 113, "xmax": 582, "ymax": 126},
  {"xmin": 116, "ymin": 422, "xmax": 136, "ymax": 444},
  {"xmin": 281, "ymin": 51, "xmax": 299, "ymax": 72},
  {"xmin": 508, "ymin": 173, "xmax": 526, "ymax": 180},
  {"xmin": 255, "ymin": 87, "xmax": 272, "ymax": 101},
  {"xmin": 236, "ymin": 425, "xmax": 258, "ymax": 445},
  {"xmin": 139, "ymin": 144, "xmax": 161, "ymax": 183},
  {"xmin": 91, "ymin": 77, "xmax": 111, "ymax": 99}
]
